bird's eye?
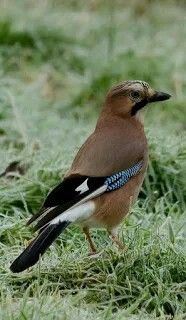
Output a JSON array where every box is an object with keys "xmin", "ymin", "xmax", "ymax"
[{"xmin": 130, "ymin": 90, "xmax": 141, "ymax": 101}]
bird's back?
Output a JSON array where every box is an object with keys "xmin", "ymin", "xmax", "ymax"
[{"xmin": 69, "ymin": 114, "xmax": 148, "ymax": 177}]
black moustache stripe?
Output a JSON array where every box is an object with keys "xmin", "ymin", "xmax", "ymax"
[{"xmin": 131, "ymin": 99, "xmax": 148, "ymax": 116}]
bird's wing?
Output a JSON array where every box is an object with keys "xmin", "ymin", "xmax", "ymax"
[
  {"xmin": 27, "ymin": 174, "xmax": 107, "ymax": 231},
  {"xmin": 28, "ymin": 157, "xmax": 143, "ymax": 232}
]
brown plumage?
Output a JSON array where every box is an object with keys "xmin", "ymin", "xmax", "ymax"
[{"xmin": 10, "ymin": 80, "xmax": 171, "ymax": 272}]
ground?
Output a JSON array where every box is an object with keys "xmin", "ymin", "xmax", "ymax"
[{"xmin": 0, "ymin": 1, "xmax": 185, "ymax": 319}]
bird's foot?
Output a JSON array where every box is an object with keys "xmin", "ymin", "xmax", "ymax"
[
  {"xmin": 88, "ymin": 251, "xmax": 103, "ymax": 258},
  {"xmin": 109, "ymin": 233, "xmax": 128, "ymax": 252}
]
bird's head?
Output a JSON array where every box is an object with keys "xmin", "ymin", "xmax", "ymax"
[{"xmin": 106, "ymin": 80, "xmax": 171, "ymax": 118}]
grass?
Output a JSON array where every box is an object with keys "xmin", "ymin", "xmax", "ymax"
[{"xmin": 0, "ymin": 0, "xmax": 185, "ymax": 319}]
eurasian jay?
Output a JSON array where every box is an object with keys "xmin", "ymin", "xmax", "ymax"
[{"xmin": 10, "ymin": 80, "xmax": 171, "ymax": 273}]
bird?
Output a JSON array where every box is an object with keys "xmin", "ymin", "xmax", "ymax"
[{"xmin": 10, "ymin": 80, "xmax": 171, "ymax": 273}]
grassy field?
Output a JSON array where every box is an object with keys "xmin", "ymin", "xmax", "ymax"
[{"xmin": 0, "ymin": 0, "xmax": 185, "ymax": 319}]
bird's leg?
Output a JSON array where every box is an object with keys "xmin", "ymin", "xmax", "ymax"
[
  {"xmin": 83, "ymin": 226, "xmax": 97, "ymax": 255},
  {"xmin": 108, "ymin": 229, "xmax": 126, "ymax": 251}
]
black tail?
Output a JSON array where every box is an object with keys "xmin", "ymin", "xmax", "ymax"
[{"xmin": 10, "ymin": 221, "xmax": 70, "ymax": 273}]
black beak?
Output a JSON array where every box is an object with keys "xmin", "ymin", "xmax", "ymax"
[{"xmin": 149, "ymin": 91, "xmax": 171, "ymax": 103}]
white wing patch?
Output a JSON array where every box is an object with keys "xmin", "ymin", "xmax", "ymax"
[
  {"xmin": 50, "ymin": 201, "xmax": 95, "ymax": 225},
  {"xmin": 40, "ymin": 185, "xmax": 106, "ymax": 230},
  {"xmin": 75, "ymin": 178, "xmax": 89, "ymax": 194}
]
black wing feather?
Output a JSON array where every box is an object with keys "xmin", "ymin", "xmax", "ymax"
[
  {"xmin": 44, "ymin": 175, "xmax": 88, "ymax": 207},
  {"xmin": 27, "ymin": 175, "xmax": 106, "ymax": 229},
  {"xmin": 27, "ymin": 175, "xmax": 88, "ymax": 225}
]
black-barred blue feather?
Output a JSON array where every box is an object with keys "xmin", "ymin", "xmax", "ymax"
[{"xmin": 104, "ymin": 160, "xmax": 143, "ymax": 191}]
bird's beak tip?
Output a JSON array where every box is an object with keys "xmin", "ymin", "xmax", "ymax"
[{"xmin": 149, "ymin": 91, "xmax": 171, "ymax": 103}]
